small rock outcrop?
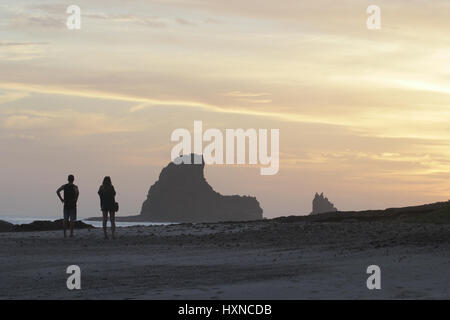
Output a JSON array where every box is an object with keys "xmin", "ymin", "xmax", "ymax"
[
  {"xmin": 311, "ymin": 192, "xmax": 338, "ymax": 215},
  {"xmin": 9, "ymin": 219, "xmax": 93, "ymax": 232},
  {"xmin": 139, "ymin": 154, "xmax": 263, "ymax": 222},
  {"xmin": 0, "ymin": 220, "xmax": 13, "ymax": 232}
]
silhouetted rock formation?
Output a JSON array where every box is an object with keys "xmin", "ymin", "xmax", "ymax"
[
  {"xmin": 0, "ymin": 219, "xmax": 94, "ymax": 233},
  {"xmin": 311, "ymin": 192, "xmax": 338, "ymax": 215},
  {"xmin": 138, "ymin": 154, "xmax": 263, "ymax": 222}
]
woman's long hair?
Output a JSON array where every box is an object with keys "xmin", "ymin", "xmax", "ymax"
[{"xmin": 102, "ymin": 176, "xmax": 112, "ymax": 188}]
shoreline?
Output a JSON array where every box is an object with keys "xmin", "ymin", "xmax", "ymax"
[
  {"xmin": 0, "ymin": 216, "xmax": 175, "ymax": 229},
  {"xmin": 3, "ymin": 199, "xmax": 449, "ymax": 227}
]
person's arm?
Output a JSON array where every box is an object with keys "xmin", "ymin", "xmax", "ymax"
[
  {"xmin": 75, "ymin": 186, "xmax": 79, "ymax": 202},
  {"xmin": 112, "ymin": 186, "xmax": 116, "ymax": 197},
  {"xmin": 56, "ymin": 185, "xmax": 65, "ymax": 203}
]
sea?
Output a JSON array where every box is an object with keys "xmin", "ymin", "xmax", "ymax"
[{"xmin": 0, "ymin": 215, "xmax": 174, "ymax": 228}]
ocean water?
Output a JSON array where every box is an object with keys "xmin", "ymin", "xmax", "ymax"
[{"xmin": 0, "ymin": 216, "xmax": 174, "ymax": 228}]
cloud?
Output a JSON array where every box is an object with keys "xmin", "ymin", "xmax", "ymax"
[
  {"xmin": 2, "ymin": 109, "xmax": 138, "ymax": 136},
  {"xmin": 224, "ymin": 91, "xmax": 272, "ymax": 104},
  {"xmin": 3, "ymin": 113, "xmax": 51, "ymax": 130},
  {"xmin": 0, "ymin": 41, "xmax": 49, "ymax": 47},
  {"xmin": 1, "ymin": 79, "xmax": 449, "ymax": 144},
  {"xmin": 0, "ymin": 82, "xmax": 349, "ymax": 128},
  {"xmin": 85, "ymin": 13, "xmax": 167, "ymax": 28},
  {"xmin": 7, "ymin": 4, "xmax": 168, "ymax": 30},
  {"xmin": 0, "ymin": 41, "xmax": 49, "ymax": 61},
  {"xmin": 175, "ymin": 18, "xmax": 196, "ymax": 26},
  {"xmin": 224, "ymin": 91, "xmax": 271, "ymax": 98},
  {"xmin": 6, "ymin": 133, "xmax": 39, "ymax": 141},
  {"xmin": 238, "ymin": 98, "xmax": 273, "ymax": 104},
  {"xmin": 0, "ymin": 91, "xmax": 29, "ymax": 104},
  {"xmin": 28, "ymin": 4, "xmax": 68, "ymax": 15},
  {"xmin": 129, "ymin": 102, "xmax": 152, "ymax": 113},
  {"xmin": 9, "ymin": 12, "xmax": 64, "ymax": 29}
]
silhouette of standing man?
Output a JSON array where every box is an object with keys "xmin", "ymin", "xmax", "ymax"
[{"xmin": 56, "ymin": 175, "xmax": 79, "ymax": 238}]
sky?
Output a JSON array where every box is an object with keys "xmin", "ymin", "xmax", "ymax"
[{"xmin": 1, "ymin": 0, "xmax": 450, "ymax": 219}]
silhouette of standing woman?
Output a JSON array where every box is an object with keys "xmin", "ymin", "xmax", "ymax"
[{"xmin": 98, "ymin": 176, "xmax": 117, "ymax": 239}]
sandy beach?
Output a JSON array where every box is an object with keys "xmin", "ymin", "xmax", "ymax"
[{"xmin": 0, "ymin": 219, "xmax": 449, "ymax": 300}]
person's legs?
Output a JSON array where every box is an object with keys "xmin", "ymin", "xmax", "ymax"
[
  {"xmin": 102, "ymin": 211, "xmax": 108, "ymax": 239},
  {"xmin": 63, "ymin": 208, "xmax": 69, "ymax": 238},
  {"xmin": 69, "ymin": 221, "xmax": 74, "ymax": 237},
  {"xmin": 69, "ymin": 208, "xmax": 77, "ymax": 237},
  {"xmin": 110, "ymin": 211, "xmax": 116, "ymax": 239},
  {"xmin": 63, "ymin": 219, "xmax": 68, "ymax": 238}
]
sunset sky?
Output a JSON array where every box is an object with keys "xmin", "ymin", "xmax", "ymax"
[{"xmin": 1, "ymin": 0, "xmax": 450, "ymax": 219}]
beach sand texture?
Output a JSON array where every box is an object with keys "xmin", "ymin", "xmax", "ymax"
[{"xmin": 1, "ymin": 219, "xmax": 449, "ymax": 299}]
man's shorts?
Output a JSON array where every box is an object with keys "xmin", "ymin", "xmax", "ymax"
[{"xmin": 63, "ymin": 208, "xmax": 77, "ymax": 222}]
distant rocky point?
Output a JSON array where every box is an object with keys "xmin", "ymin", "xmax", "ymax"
[
  {"xmin": 108, "ymin": 154, "xmax": 263, "ymax": 223},
  {"xmin": 311, "ymin": 192, "xmax": 338, "ymax": 215},
  {"xmin": 278, "ymin": 200, "xmax": 450, "ymax": 224}
]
